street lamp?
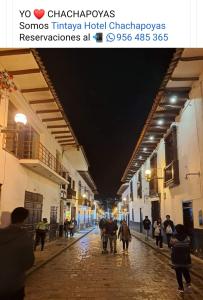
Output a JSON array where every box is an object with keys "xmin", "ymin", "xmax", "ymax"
[
  {"xmin": 144, "ymin": 169, "xmax": 164, "ymax": 182},
  {"xmin": 145, "ymin": 169, "xmax": 152, "ymax": 182},
  {"xmin": 14, "ymin": 113, "xmax": 27, "ymax": 126},
  {"xmin": 0, "ymin": 113, "xmax": 27, "ymax": 133}
]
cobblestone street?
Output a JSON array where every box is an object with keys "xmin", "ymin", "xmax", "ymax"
[{"xmin": 26, "ymin": 229, "xmax": 203, "ymax": 300}]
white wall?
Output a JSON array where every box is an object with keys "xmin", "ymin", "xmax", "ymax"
[{"xmin": 120, "ymin": 72, "xmax": 203, "ymax": 229}]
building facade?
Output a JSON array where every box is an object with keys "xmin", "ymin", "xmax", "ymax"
[
  {"xmin": 0, "ymin": 49, "xmax": 97, "ymax": 235},
  {"xmin": 118, "ymin": 49, "xmax": 203, "ymax": 256}
]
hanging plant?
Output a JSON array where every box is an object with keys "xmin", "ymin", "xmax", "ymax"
[{"xmin": 0, "ymin": 71, "xmax": 17, "ymax": 92}]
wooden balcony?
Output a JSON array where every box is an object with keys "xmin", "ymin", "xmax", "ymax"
[
  {"xmin": 164, "ymin": 160, "xmax": 180, "ymax": 188},
  {"xmin": 67, "ymin": 188, "xmax": 76, "ymax": 199},
  {"xmin": 3, "ymin": 133, "xmax": 68, "ymax": 185}
]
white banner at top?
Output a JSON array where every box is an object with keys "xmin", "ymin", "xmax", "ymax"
[{"xmin": 0, "ymin": 0, "xmax": 202, "ymax": 48}]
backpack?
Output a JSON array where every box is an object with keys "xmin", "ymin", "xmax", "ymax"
[{"xmin": 166, "ymin": 225, "xmax": 173, "ymax": 234}]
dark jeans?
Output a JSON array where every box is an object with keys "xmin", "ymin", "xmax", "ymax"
[
  {"xmin": 0, "ymin": 287, "xmax": 25, "ymax": 300},
  {"xmin": 175, "ymin": 267, "xmax": 191, "ymax": 290},
  {"xmin": 122, "ymin": 240, "xmax": 129, "ymax": 250},
  {"xmin": 109, "ymin": 235, "xmax": 117, "ymax": 252},
  {"xmin": 70, "ymin": 228, "xmax": 74, "ymax": 236},
  {"xmin": 166, "ymin": 234, "xmax": 172, "ymax": 247},
  {"xmin": 156, "ymin": 235, "xmax": 163, "ymax": 248},
  {"xmin": 34, "ymin": 230, "xmax": 46, "ymax": 251}
]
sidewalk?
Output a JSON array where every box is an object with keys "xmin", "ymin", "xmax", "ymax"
[
  {"xmin": 131, "ymin": 229, "xmax": 203, "ymax": 282},
  {"xmin": 27, "ymin": 227, "xmax": 94, "ymax": 276}
]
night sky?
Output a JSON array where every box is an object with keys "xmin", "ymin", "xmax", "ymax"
[{"xmin": 38, "ymin": 49, "xmax": 175, "ymax": 199}]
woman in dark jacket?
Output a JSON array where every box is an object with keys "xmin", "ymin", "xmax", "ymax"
[
  {"xmin": 118, "ymin": 220, "xmax": 131, "ymax": 253},
  {"xmin": 170, "ymin": 224, "xmax": 191, "ymax": 294}
]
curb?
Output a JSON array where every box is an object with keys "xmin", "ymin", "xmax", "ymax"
[
  {"xmin": 27, "ymin": 227, "xmax": 95, "ymax": 276},
  {"xmin": 131, "ymin": 232, "xmax": 203, "ymax": 282}
]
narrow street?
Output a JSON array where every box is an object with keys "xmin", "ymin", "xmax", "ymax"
[{"xmin": 26, "ymin": 229, "xmax": 203, "ymax": 300}]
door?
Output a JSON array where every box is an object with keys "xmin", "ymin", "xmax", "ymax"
[
  {"xmin": 151, "ymin": 201, "xmax": 160, "ymax": 237},
  {"xmin": 139, "ymin": 208, "xmax": 143, "ymax": 233},
  {"xmin": 24, "ymin": 191, "xmax": 43, "ymax": 236},
  {"xmin": 182, "ymin": 201, "xmax": 194, "ymax": 248},
  {"xmin": 71, "ymin": 206, "xmax": 76, "ymax": 219}
]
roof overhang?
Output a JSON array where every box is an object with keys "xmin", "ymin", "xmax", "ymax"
[
  {"xmin": 78, "ymin": 171, "xmax": 98, "ymax": 194},
  {"xmin": 117, "ymin": 183, "xmax": 129, "ymax": 196},
  {"xmin": 0, "ymin": 48, "xmax": 78, "ymax": 147},
  {"xmin": 121, "ymin": 48, "xmax": 203, "ymax": 182}
]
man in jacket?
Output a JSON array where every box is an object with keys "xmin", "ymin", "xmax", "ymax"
[
  {"xmin": 143, "ymin": 216, "xmax": 151, "ymax": 240},
  {"xmin": 106, "ymin": 218, "xmax": 118, "ymax": 253},
  {"xmin": 163, "ymin": 215, "xmax": 175, "ymax": 248},
  {"xmin": 170, "ymin": 224, "xmax": 191, "ymax": 294},
  {"xmin": 0, "ymin": 207, "xmax": 35, "ymax": 300}
]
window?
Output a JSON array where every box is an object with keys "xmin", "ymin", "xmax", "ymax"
[
  {"xmin": 164, "ymin": 125, "xmax": 179, "ymax": 187},
  {"xmin": 4, "ymin": 101, "xmax": 39, "ymax": 158},
  {"xmin": 67, "ymin": 176, "xmax": 72, "ymax": 190},
  {"xmin": 137, "ymin": 171, "xmax": 142, "ymax": 198},
  {"xmin": 50, "ymin": 206, "xmax": 57, "ymax": 224},
  {"xmin": 72, "ymin": 180, "xmax": 75, "ymax": 190},
  {"xmin": 149, "ymin": 153, "xmax": 158, "ymax": 196},
  {"xmin": 24, "ymin": 191, "xmax": 43, "ymax": 235}
]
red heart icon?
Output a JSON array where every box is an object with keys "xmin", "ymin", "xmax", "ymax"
[{"xmin": 34, "ymin": 9, "xmax": 45, "ymax": 20}]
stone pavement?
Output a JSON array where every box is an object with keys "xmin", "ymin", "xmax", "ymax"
[
  {"xmin": 27, "ymin": 227, "xmax": 94, "ymax": 275},
  {"xmin": 131, "ymin": 229, "xmax": 203, "ymax": 282},
  {"xmin": 25, "ymin": 228, "xmax": 203, "ymax": 300}
]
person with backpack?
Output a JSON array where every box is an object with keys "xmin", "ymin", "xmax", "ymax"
[
  {"xmin": 170, "ymin": 224, "xmax": 192, "ymax": 295},
  {"xmin": 118, "ymin": 220, "xmax": 131, "ymax": 253},
  {"xmin": 143, "ymin": 216, "xmax": 151, "ymax": 241},
  {"xmin": 153, "ymin": 217, "xmax": 164, "ymax": 249},
  {"xmin": 164, "ymin": 215, "xmax": 175, "ymax": 248}
]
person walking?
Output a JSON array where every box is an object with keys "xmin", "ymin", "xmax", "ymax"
[
  {"xmin": 118, "ymin": 220, "xmax": 131, "ymax": 253},
  {"xmin": 64, "ymin": 219, "xmax": 70, "ymax": 238},
  {"xmin": 170, "ymin": 224, "xmax": 192, "ymax": 294},
  {"xmin": 69, "ymin": 218, "xmax": 76, "ymax": 237},
  {"xmin": 0, "ymin": 207, "xmax": 34, "ymax": 300},
  {"xmin": 34, "ymin": 218, "xmax": 49, "ymax": 251},
  {"xmin": 153, "ymin": 217, "xmax": 164, "ymax": 248},
  {"xmin": 164, "ymin": 215, "xmax": 175, "ymax": 248},
  {"xmin": 143, "ymin": 216, "xmax": 151, "ymax": 240},
  {"xmin": 101, "ymin": 226, "xmax": 109, "ymax": 254},
  {"xmin": 106, "ymin": 217, "xmax": 118, "ymax": 253},
  {"xmin": 99, "ymin": 217, "xmax": 107, "ymax": 237}
]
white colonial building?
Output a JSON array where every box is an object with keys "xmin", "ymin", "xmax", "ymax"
[
  {"xmin": 118, "ymin": 49, "xmax": 203, "ymax": 256},
  {"xmin": 0, "ymin": 49, "xmax": 97, "ymax": 235}
]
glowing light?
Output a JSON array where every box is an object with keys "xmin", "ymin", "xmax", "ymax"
[
  {"xmin": 14, "ymin": 113, "xmax": 27, "ymax": 125},
  {"xmin": 157, "ymin": 119, "xmax": 164, "ymax": 125},
  {"xmin": 145, "ymin": 169, "xmax": 152, "ymax": 182},
  {"xmin": 149, "ymin": 136, "xmax": 154, "ymax": 141},
  {"xmin": 143, "ymin": 147, "xmax": 147, "ymax": 152},
  {"xmin": 170, "ymin": 96, "xmax": 177, "ymax": 103}
]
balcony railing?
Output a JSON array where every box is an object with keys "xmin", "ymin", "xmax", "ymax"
[
  {"xmin": 67, "ymin": 188, "xmax": 76, "ymax": 199},
  {"xmin": 3, "ymin": 132, "xmax": 68, "ymax": 178}
]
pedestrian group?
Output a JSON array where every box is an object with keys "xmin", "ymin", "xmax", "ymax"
[
  {"xmin": 0, "ymin": 206, "xmax": 193, "ymax": 299},
  {"xmin": 99, "ymin": 217, "xmax": 131, "ymax": 254}
]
